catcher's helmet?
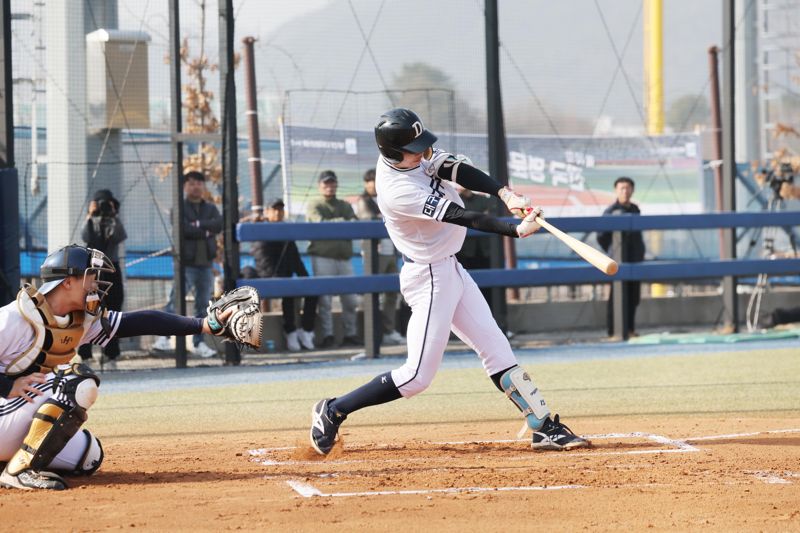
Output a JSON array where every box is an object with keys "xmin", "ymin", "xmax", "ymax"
[
  {"xmin": 374, "ymin": 108, "xmax": 438, "ymax": 163},
  {"xmin": 39, "ymin": 244, "xmax": 115, "ymax": 315}
]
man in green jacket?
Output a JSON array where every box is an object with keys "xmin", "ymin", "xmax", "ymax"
[{"xmin": 306, "ymin": 170, "xmax": 360, "ymax": 348}]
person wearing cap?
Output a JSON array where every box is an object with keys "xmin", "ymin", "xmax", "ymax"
[
  {"xmin": 251, "ymin": 198, "xmax": 318, "ymax": 351},
  {"xmin": 78, "ymin": 190, "xmax": 127, "ymax": 370},
  {"xmin": 356, "ymin": 168, "xmax": 404, "ymax": 346},
  {"xmin": 306, "ymin": 170, "xmax": 361, "ymax": 349},
  {"xmin": 0, "ymin": 244, "xmax": 236, "ymax": 490},
  {"xmin": 153, "ymin": 171, "xmax": 223, "ymax": 357}
]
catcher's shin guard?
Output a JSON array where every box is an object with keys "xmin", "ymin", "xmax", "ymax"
[
  {"xmin": 499, "ymin": 366, "xmax": 551, "ymax": 431},
  {"xmin": 5, "ymin": 400, "xmax": 88, "ymax": 477},
  {"xmin": 5, "ymin": 363, "xmax": 100, "ymax": 478}
]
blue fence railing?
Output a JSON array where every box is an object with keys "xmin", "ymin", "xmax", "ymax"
[{"xmin": 236, "ymin": 211, "xmax": 800, "ymax": 297}]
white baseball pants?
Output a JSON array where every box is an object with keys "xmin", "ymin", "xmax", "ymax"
[{"xmin": 391, "ymin": 255, "xmax": 517, "ymax": 397}]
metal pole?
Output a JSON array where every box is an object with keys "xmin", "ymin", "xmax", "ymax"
[
  {"xmin": 0, "ymin": 0, "xmax": 19, "ymax": 304},
  {"xmin": 169, "ymin": 0, "xmax": 187, "ymax": 367},
  {"xmin": 708, "ymin": 46, "xmax": 727, "ymax": 261},
  {"xmin": 721, "ymin": 0, "xmax": 739, "ymax": 332},
  {"xmin": 241, "ymin": 36, "xmax": 263, "ymax": 215},
  {"xmin": 484, "ymin": 0, "xmax": 509, "ymax": 331},
  {"xmin": 219, "ymin": 0, "xmax": 241, "ymax": 364},
  {"xmin": 362, "ymin": 239, "xmax": 381, "ymax": 358}
]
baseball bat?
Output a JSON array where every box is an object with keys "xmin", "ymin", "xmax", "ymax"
[{"xmin": 534, "ymin": 216, "xmax": 619, "ymax": 276}]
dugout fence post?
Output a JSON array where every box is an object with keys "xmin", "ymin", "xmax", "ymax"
[
  {"xmin": 362, "ymin": 239, "xmax": 381, "ymax": 358},
  {"xmin": 0, "ymin": 0, "xmax": 18, "ymax": 306},
  {"xmin": 611, "ymin": 230, "xmax": 629, "ymax": 340},
  {"xmin": 484, "ymin": 0, "xmax": 509, "ymax": 332},
  {"xmin": 168, "ymin": 0, "xmax": 187, "ymax": 367},
  {"xmin": 219, "ymin": 0, "xmax": 241, "ymax": 365}
]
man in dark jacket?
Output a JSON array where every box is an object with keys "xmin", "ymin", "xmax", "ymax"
[
  {"xmin": 597, "ymin": 177, "xmax": 646, "ymax": 337},
  {"xmin": 153, "ymin": 171, "xmax": 223, "ymax": 357},
  {"xmin": 252, "ymin": 198, "xmax": 317, "ymax": 351}
]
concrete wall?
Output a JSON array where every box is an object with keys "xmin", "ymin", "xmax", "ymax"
[{"xmin": 254, "ymin": 289, "xmax": 800, "ymax": 351}]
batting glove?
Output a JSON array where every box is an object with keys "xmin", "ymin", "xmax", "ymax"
[
  {"xmin": 516, "ymin": 206, "xmax": 543, "ymax": 238},
  {"xmin": 499, "ymin": 186, "xmax": 532, "ymax": 218}
]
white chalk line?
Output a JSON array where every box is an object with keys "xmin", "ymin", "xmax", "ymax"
[
  {"xmin": 684, "ymin": 428, "xmax": 800, "ymax": 442},
  {"xmin": 285, "ymin": 479, "xmax": 585, "ymax": 498},
  {"xmin": 250, "ymin": 432, "xmax": 696, "ymax": 467}
]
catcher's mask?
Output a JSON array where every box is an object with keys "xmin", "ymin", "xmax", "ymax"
[{"xmin": 39, "ymin": 244, "xmax": 116, "ymax": 316}]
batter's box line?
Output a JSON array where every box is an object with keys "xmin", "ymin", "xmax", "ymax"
[
  {"xmin": 683, "ymin": 428, "xmax": 800, "ymax": 442},
  {"xmin": 285, "ymin": 480, "xmax": 585, "ymax": 498},
  {"xmin": 249, "ymin": 432, "xmax": 697, "ymax": 467}
]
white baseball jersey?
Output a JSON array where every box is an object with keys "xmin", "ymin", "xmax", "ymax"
[
  {"xmin": 0, "ymin": 300, "xmax": 120, "ymax": 375},
  {"xmin": 373, "ymin": 150, "xmax": 522, "ymax": 400},
  {"xmin": 375, "ymin": 149, "xmax": 466, "ymax": 264},
  {"xmin": 0, "ymin": 301, "xmax": 119, "ymax": 467}
]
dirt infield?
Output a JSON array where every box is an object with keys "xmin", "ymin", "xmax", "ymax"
[{"xmin": 0, "ymin": 414, "xmax": 798, "ymax": 531}]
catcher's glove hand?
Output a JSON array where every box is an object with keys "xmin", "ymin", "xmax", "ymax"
[{"xmin": 206, "ymin": 286, "xmax": 262, "ymax": 349}]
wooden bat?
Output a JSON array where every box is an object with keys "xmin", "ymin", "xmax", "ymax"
[{"xmin": 534, "ymin": 216, "xmax": 619, "ymax": 275}]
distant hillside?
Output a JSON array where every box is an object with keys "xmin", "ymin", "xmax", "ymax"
[{"xmin": 254, "ymin": 0, "xmax": 721, "ymax": 134}]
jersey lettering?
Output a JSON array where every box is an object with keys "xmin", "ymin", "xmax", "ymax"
[
  {"xmin": 429, "ymin": 177, "xmax": 445, "ymax": 198},
  {"xmin": 422, "ymin": 195, "xmax": 440, "ymax": 217}
]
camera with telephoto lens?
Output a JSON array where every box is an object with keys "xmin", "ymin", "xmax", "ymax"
[
  {"xmin": 758, "ymin": 162, "xmax": 795, "ymax": 194},
  {"xmin": 93, "ymin": 198, "xmax": 116, "ymax": 217}
]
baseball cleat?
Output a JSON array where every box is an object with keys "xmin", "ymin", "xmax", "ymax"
[
  {"xmin": 310, "ymin": 398, "xmax": 346, "ymax": 455},
  {"xmin": 0, "ymin": 468, "xmax": 68, "ymax": 490},
  {"xmin": 531, "ymin": 414, "xmax": 590, "ymax": 451}
]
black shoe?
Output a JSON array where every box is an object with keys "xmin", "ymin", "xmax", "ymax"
[
  {"xmin": 531, "ymin": 414, "xmax": 590, "ymax": 451},
  {"xmin": 310, "ymin": 398, "xmax": 346, "ymax": 455},
  {"xmin": 319, "ymin": 335, "xmax": 336, "ymax": 349},
  {"xmin": 340, "ymin": 335, "xmax": 362, "ymax": 347},
  {"xmin": 0, "ymin": 467, "xmax": 67, "ymax": 490}
]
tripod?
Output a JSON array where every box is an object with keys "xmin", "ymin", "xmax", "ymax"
[{"xmin": 744, "ymin": 191, "xmax": 798, "ymax": 331}]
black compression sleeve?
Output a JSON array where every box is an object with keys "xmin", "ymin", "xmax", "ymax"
[
  {"xmin": 442, "ymin": 203, "xmax": 518, "ymax": 238},
  {"xmin": 115, "ymin": 310, "xmax": 204, "ymax": 338},
  {"xmin": 437, "ymin": 161, "xmax": 503, "ymax": 197},
  {"xmin": 0, "ymin": 375, "xmax": 13, "ymax": 398}
]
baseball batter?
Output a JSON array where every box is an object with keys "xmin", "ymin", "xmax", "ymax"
[
  {"xmin": 0, "ymin": 244, "xmax": 260, "ymax": 490},
  {"xmin": 311, "ymin": 108, "xmax": 588, "ymax": 454}
]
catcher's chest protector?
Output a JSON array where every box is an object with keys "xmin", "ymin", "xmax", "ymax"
[{"xmin": 7, "ymin": 285, "xmax": 89, "ymax": 375}]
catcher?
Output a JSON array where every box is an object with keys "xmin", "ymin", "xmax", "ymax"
[{"xmin": 0, "ymin": 244, "xmax": 261, "ymax": 491}]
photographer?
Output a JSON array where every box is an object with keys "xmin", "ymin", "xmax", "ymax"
[
  {"xmin": 757, "ymin": 161, "xmax": 798, "ymax": 201},
  {"xmin": 78, "ymin": 189, "xmax": 127, "ymax": 369}
]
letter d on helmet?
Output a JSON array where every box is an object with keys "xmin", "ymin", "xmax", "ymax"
[{"xmin": 374, "ymin": 108, "xmax": 438, "ymax": 164}]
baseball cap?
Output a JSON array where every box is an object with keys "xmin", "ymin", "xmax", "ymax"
[
  {"xmin": 268, "ymin": 197, "xmax": 285, "ymax": 209},
  {"xmin": 318, "ymin": 170, "xmax": 338, "ymax": 183}
]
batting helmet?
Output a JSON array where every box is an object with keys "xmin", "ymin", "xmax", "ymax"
[
  {"xmin": 39, "ymin": 244, "xmax": 115, "ymax": 315},
  {"xmin": 374, "ymin": 108, "xmax": 438, "ymax": 163}
]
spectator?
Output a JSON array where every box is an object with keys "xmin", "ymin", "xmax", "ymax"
[
  {"xmin": 306, "ymin": 170, "xmax": 360, "ymax": 348},
  {"xmin": 78, "ymin": 189, "xmax": 127, "ymax": 370},
  {"xmin": 153, "ymin": 170, "xmax": 223, "ymax": 357},
  {"xmin": 356, "ymin": 169, "xmax": 404, "ymax": 346},
  {"xmin": 251, "ymin": 198, "xmax": 317, "ymax": 351},
  {"xmin": 597, "ymin": 176, "xmax": 646, "ymax": 337},
  {"xmin": 455, "ymin": 187, "xmax": 493, "ymax": 306}
]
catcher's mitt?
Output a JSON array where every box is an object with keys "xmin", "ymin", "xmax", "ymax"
[{"xmin": 206, "ymin": 286, "xmax": 262, "ymax": 349}]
